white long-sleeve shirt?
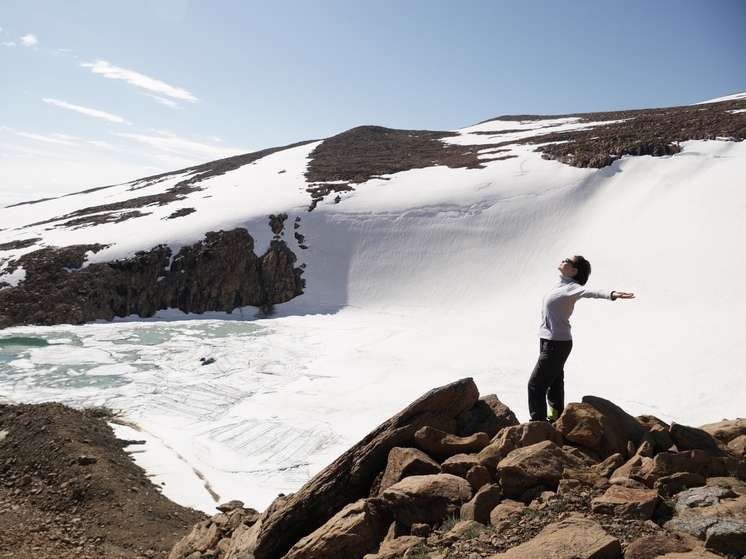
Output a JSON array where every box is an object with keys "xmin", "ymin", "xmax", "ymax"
[{"xmin": 538, "ymin": 275, "xmax": 613, "ymax": 341}]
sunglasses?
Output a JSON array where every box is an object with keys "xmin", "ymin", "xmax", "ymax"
[{"xmin": 563, "ymin": 258, "xmax": 576, "ymax": 267}]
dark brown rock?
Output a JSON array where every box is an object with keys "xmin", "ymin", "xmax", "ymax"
[
  {"xmin": 465, "ymin": 464, "xmax": 494, "ymax": 492},
  {"xmin": 380, "ymin": 473, "xmax": 472, "ymax": 527},
  {"xmin": 669, "ymin": 423, "xmax": 732, "ymax": 457},
  {"xmin": 377, "ymin": 447, "xmax": 441, "ymax": 495},
  {"xmin": 496, "ymin": 440, "xmax": 590, "ymax": 500},
  {"xmin": 456, "ymin": 394, "xmax": 519, "ymax": 438},
  {"xmin": 283, "ymin": 499, "xmax": 390, "ymax": 559},
  {"xmin": 490, "ymin": 515, "xmax": 622, "ymax": 558},
  {"xmin": 556, "ymin": 396, "xmax": 648, "ymax": 460},
  {"xmin": 593, "ymin": 453, "xmax": 626, "ymax": 478},
  {"xmin": 654, "ymin": 472, "xmax": 707, "ymax": 496},
  {"xmin": 623, "ymin": 535, "xmax": 690, "ymax": 559},
  {"xmin": 637, "ymin": 450, "xmax": 739, "ymax": 488},
  {"xmin": 414, "ymin": 426, "xmax": 489, "ymax": 461},
  {"xmin": 591, "ymin": 485, "xmax": 659, "ymax": 520},
  {"xmin": 460, "ymin": 483, "xmax": 501, "ymax": 525},
  {"xmin": 441, "ymin": 453, "xmax": 480, "ymax": 478}
]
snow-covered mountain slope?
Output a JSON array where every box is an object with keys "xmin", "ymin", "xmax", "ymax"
[{"xmin": 1, "ymin": 98, "xmax": 745, "ymax": 513}]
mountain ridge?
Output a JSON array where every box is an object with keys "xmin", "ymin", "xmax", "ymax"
[{"xmin": 1, "ymin": 96, "xmax": 744, "ymax": 328}]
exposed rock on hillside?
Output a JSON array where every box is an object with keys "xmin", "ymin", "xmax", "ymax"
[
  {"xmin": 488, "ymin": 97, "xmax": 746, "ymax": 168},
  {"xmin": 168, "ymin": 378, "xmax": 746, "ymax": 559},
  {"xmin": 0, "ymin": 227, "xmax": 304, "ymax": 328}
]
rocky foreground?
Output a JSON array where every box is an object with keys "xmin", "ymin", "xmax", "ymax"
[
  {"xmin": 169, "ymin": 378, "xmax": 746, "ymax": 559},
  {"xmin": 2, "ymin": 378, "xmax": 745, "ymax": 559}
]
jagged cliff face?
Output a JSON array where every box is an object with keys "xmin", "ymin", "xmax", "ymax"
[
  {"xmin": 0, "ymin": 227, "xmax": 303, "ymax": 328},
  {"xmin": 0, "ymin": 97, "xmax": 744, "ymax": 328}
]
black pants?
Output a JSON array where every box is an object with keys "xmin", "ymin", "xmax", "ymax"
[{"xmin": 527, "ymin": 338, "xmax": 573, "ymax": 421}]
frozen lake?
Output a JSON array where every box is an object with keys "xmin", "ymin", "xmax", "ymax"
[{"xmin": 0, "ymin": 315, "xmax": 348, "ymax": 512}]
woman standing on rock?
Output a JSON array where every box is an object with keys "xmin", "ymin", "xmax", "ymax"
[{"xmin": 528, "ymin": 255, "xmax": 634, "ymax": 422}]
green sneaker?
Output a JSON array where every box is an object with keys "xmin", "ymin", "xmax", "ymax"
[{"xmin": 547, "ymin": 405, "xmax": 561, "ymax": 423}]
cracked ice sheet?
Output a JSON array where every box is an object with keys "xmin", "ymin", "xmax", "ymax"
[
  {"xmin": 0, "ymin": 316, "xmax": 345, "ymax": 512},
  {"xmin": 0, "ymin": 307, "xmax": 517, "ymax": 514}
]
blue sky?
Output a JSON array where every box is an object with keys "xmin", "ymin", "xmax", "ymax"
[{"xmin": 1, "ymin": 0, "xmax": 744, "ymax": 205}]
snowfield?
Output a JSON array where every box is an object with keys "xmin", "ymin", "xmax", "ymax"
[{"xmin": 1, "ymin": 113, "xmax": 744, "ymax": 514}]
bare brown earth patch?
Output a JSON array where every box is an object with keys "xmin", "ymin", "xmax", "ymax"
[
  {"xmin": 304, "ymin": 125, "xmax": 494, "ymax": 209},
  {"xmin": 0, "ymin": 239, "xmax": 41, "ymax": 252},
  {"xmin": 0, "ymin": 402, "xmax": 208, "ymax": 559}
]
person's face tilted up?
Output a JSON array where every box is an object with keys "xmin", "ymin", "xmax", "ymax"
[{"xmin": 558, "ymin": 257, "xmax": 577, "ymax": 278}]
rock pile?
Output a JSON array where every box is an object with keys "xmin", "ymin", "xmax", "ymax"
[{"xmin": 168, "ymin": 378, "xmax": 746, "ymax": 559}]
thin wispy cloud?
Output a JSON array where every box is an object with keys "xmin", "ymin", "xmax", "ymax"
[
  {"xmin": 51, "ymin": 48, "xmax": 73, "ymax": 58},
  {"xmin": 118, "ymin": 132, "xmax": 245, "ymax": 161},
  {"xmin": 140, "ymin": 93, "xmax": 182, "ymax": 109},
  {"xmin": 17, "ymin": 132, "xmax": 79, "ymax": 146},
  {"xmin": 43, "ymin": 98, "xmax": 130, "ymax": 124},
  {"xmin": 87, "ymin": 140, "xmax": 120, "ymax": 150},
  {"xmin": 20, "ymin": 34, "xmax": 38, "ymax": 47},
  {"xmin": 81, "ymin": 60, "xmax": 199, "ymax": 103}
]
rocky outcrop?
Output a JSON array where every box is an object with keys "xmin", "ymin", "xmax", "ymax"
[
  {"xmin": 168, "ymin": 379, "xmax": 746, "ymax": 559},
  {"xmin": 529, "ymin": 97, "xmax": 746, "ymax": 168},
  {"xmin": 0, "ymin": 226, "xmax": 304, "ymax": 328}
]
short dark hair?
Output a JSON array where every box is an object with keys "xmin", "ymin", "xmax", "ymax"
[{"xmin": 572, "ymin": 255, "xmax": 591, "ymax": 285}]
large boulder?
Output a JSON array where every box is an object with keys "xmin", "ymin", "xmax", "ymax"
[
  {"xmin": 488, "ymin": 515, "xmax": 621, "ymax": 559},
  {"xmin": 670, "ymin": 423, "xmax": 733, "ymax": 457},
  {"xmin": 379, "ymin": 473, "xmax": 473, "ymax": 527},
  {"xmin": 376, "ymin": 447, "xmax": 440, "ymax": 495},
  {"xmin": 496, "ymin": 440, "xmax": 590, "ymax": 500},
  {"xmin": 590, "ymin": 485, "xmax": 659, "ymax": 520},
  {"xmin": 727, "ymin": 434, "xmax": 746, "ymax": 461},
  {"xmin": 283, "ymin": 499, "xmax": 390, "ymax": 559},
  {"xmin": 555, "ymin": 396, "xmax": 648, "ymax": 460}
]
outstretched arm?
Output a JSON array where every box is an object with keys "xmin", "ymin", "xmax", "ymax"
[{"xmin": 611, "ymin": 291, "xmax": 635, "ymax": 300}]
